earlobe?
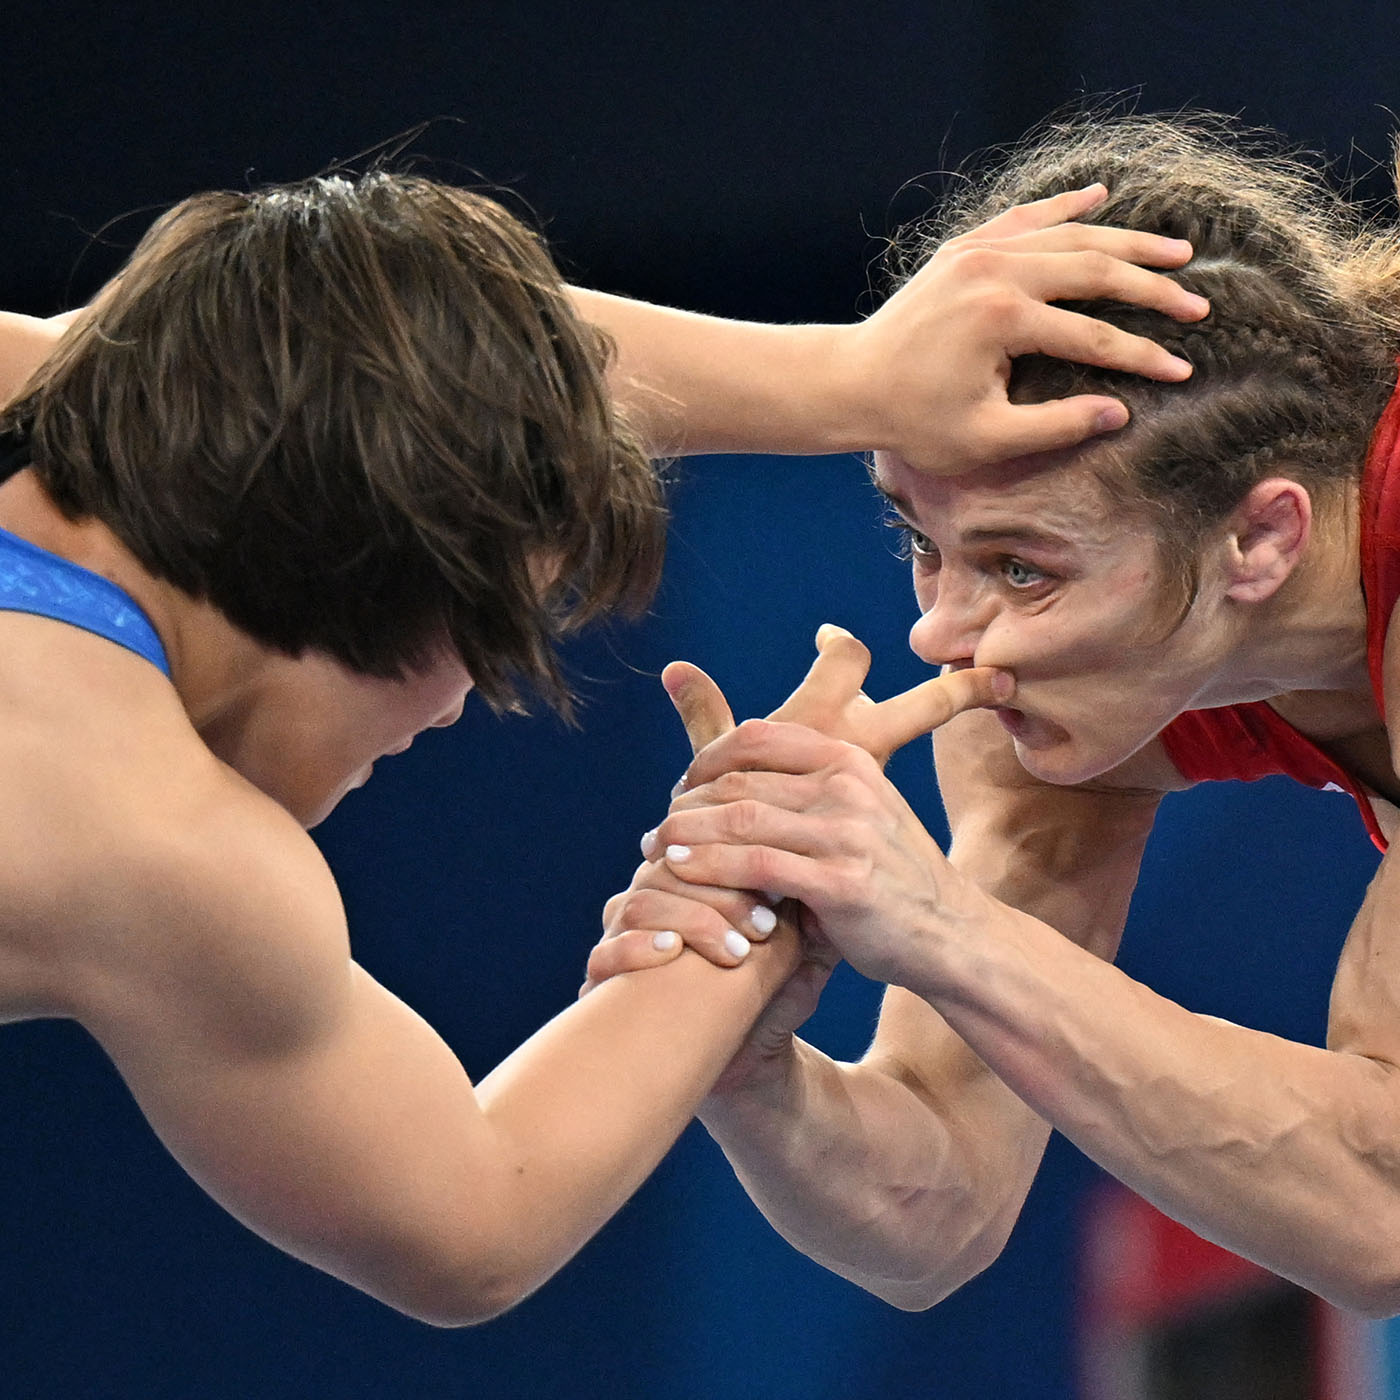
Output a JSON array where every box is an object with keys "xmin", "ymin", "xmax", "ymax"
[{"xmin": 1224, "ymin": 479, "xmax": 1312, "ymax": 603}]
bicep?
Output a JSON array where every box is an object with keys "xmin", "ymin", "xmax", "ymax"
[{"xmin": 91, "ymin": 952, "xmax": 502, "ymax": 1310}]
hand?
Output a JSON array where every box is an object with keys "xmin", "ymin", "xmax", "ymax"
[
  {"xmin": 655, "ymin": 719, "xmax": 986, "ymax": 994},
  {"xmin": 589, "ymin": 624, "xmax": 1004, "ymax": 979},
  {"xmin": 834, "ymin": 183, "xmax": 1209, "ymax": 473},
  {"xmin": 588, "ymin": 624, "xmax": 1001, "ymax": 975}
]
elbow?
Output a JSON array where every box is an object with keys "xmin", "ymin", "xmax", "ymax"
[
  {"xmin": 862, "ymin": 1207, "xmax": 1018, "ymax": 1313},
  {"xmin": 365, "ymin": 1243, "xmax": 546, "ymax": 1329},
  {"xmin": 1303, "ymin": 1228, "xmax": 1400, "ymax": 1320},
  {"xmin": 1319, "ymin": 1261, "xmax": 1400, "ymax": 1321},
  {"xmin": 383, "ymin": 1274, "xmax": 533, "ymax": 1330}
]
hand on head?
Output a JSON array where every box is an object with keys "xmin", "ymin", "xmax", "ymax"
[{"xmin": 844, "ymin": 182, "xmax": 1208, "ymax": 475}]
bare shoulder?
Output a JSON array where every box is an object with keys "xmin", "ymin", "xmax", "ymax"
[
  {"xmin": 0, "ymin": 311, "xmax": 66, "ymax": 406},
  {"xmin": 0, "ymin": 669, "xmax": 347, "ymax": 1043}
]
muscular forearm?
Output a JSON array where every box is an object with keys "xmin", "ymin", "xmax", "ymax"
[
  {"xmin": 568, "ymin": 288, "xmax": 865, "ymax": 458},
  {"xmin": 909, "ymin": 898, "xmax": 1400, "ymax": 1316},
  {"xmin": 699, "ymin": 1024, "xmax": 1049, "ymax": 1308}
]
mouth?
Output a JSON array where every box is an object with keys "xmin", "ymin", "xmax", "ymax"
[{"xmin": 993, "ymin": 706, "xmax": 1029, "ymax": 739}]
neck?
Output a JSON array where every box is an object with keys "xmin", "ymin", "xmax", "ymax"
[
  {"xmin": 1196, "ymin": 484, "xmax": 1371, "ymax": 707},
  {"xmin": 0, "ymin": 469, "xmax": 282, "ymax": 743}
]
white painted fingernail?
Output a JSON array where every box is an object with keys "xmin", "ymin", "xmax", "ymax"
[
  {"xmin": 750, "ymin": 905, "xmax": 777, "ymax": 937},
  {"xmin": 666, "ymin": 844, "xmax": 692, "ymax": 863},
  {"xmin": 763, "ymin": 889, "xmax": 783, "ymax": 904},
  {"xmin": 671, "ymin": 773, "xmax": 690, "ymax": 800},
  {"xmin": 724, "ymin": 930, "xmax": 751, "ymax": 959},
  {"xmin": 640, "ymin": 828, "xmax": 659, "ymax": 858},
  {"xmin": 653, "ymin": 930, "xmax": 678, "ymax": 951}
]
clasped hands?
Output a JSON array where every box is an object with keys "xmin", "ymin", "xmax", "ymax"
[{"xmin": 585, "ymin": 627, "xmax": 1010, "ymax": 1050}]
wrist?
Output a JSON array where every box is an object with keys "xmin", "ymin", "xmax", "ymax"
[{"xmin": 810, "ymin": 321, "xmax": 881, "ymax": 455}]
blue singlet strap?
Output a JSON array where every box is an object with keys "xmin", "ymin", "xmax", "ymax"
[{"xmin": 0, "ymin": 525, "xmax": 171, "ymax": 678}]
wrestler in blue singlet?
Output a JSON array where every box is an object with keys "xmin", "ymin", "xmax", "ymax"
[{"xmin": 0, "ymin": 524, "xmax": 170, "ymax": 677}]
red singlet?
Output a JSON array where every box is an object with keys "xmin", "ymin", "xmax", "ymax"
[{"xmin": 1158, "ymin": 379, "xmax": 1400, "ymax": 852}]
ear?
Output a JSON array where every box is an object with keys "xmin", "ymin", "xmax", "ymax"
[{"xmin": 1221, "ymin": 478, "xmax": 1312, "ymax": 604}]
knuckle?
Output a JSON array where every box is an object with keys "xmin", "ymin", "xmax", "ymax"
[
  {"xmin": 727, "ymin": 798, "xmax": 766, "ymax": 843},
  {"xmin": 712, "ymin": 769, "xmax": 750, "ymax": 803}
]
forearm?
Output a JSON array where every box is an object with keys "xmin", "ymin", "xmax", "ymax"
[
  {"xmin": 698, "ymin": 1008, "xmax": 1049, "ymax": 1308},
  {"xmin": 568, "ymin": 288, "xmax": 865, "ymax": 458},
  {"xmin": 915, "ymin": 900, "xmax": 1400, "ymax": 1316},
  {"xmin": 469, "ymin": 937, "xmax": 797, "ymax": 1306}
]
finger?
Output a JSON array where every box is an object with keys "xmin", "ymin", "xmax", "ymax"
[
  {"xmin": 769, "ymin": 625, "xmax": 872, "ymax": 727},
  {"xmin": 662, "ymin": 660, "xmax": 736, "ymax": 756},
  {"xmin": 587, "ymin": 927, "xmax": 687, "ymax": 986},
  {"xmin": 670, "ymin": 767, "xmax": 826, "ymax": 817},
  {"xmin": 683, "ymin": 718, "xmax": 868, "ymax": 789},
  {"xmin": 1013, "ymin": 250, "xmax": 1209, "ymax": 323},
  {"xmin": 864, "ymin": 665, "xmax": 1013, "ymax": 760},
  {"xmin": 661, "ymin": 840, "xmax": 828, "ymax": 910},
  {"xmin": 960, "ymin": 183, "xmax": 1109, "ymax": 241},
  {"xmin": 606, "ymin": 880, "xmax": 782, "ymax": 950},
  {"xmin": 960, "ymin": 397, "xmax": 1139, "ymax": 461},
  {"xmin": 1008, "ymin": 301, "xmax": 1195, "ymax": 381},
  {"xmin": 1002, "ymin": 223, "xmax": 1196, "ymax": 275},
  {"xmin": 658, "ymin": 797, "xmax": 839, "ymax": 865}
]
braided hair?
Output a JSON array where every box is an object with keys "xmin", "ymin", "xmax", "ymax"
[{"xmin": 897, "ymin": 112, "xmax": 1400, "ymax": 594}]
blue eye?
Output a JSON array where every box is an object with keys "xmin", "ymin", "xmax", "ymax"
[{"xmin": 1002, "ymin": 558, "xmax": 1045, "ymax": 588}]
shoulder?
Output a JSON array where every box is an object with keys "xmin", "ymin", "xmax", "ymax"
[
  {"xmin": 0, "ymin": 684, "xmax": 349, "ymax": 1044},
  {"xmin": 0, "ymin": 311, "xmax": 67, "ymax": 406}
]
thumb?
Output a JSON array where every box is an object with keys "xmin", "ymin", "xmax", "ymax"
[{"xmin": 662, "ymin": 661, "xmax": 736, "ymax": 756}]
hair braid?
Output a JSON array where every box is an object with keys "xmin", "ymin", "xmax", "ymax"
[{"xmin": 899, "ymin": 112, "xmax": 1400, "ymax": 577}]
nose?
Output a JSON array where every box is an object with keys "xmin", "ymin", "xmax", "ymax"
[{"xmin": 907, "ymin": 577, "xmax": 990, "ymax": 667}]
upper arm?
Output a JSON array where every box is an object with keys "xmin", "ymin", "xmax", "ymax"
[
  {"xmin": 0, "ymin": 311, "xmax": 68, "ymax": 407},
  {"xmin": 73, "ymin": 815, "xmax": 506, "ymax": 1321}
]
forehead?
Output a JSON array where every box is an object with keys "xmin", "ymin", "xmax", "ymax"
[{"xmin": 872, "ymin": 450, "xmax": 1131, "ymax": 553}]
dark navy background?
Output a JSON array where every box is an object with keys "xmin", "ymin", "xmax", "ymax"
[{"xmin": 2, "ymin": 5, "xmax": 1396, "ymax": 1396}]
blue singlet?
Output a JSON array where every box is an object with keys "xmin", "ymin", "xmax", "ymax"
[{"xmin": 0, "ymin": 524, "xmax": 171, "ymax": 678}]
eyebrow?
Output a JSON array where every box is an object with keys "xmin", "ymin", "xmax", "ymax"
[{"xmin": 872, "ymin": 479, "xmax": 1077, "ymax": 553}]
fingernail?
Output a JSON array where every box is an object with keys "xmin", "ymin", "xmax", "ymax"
[
  {"xmin": 670, "ymin": 773, "xmax": 690, "ymax": 800},
  {"xmin": 1168, "ymin": 356, "xmax": 1194, "ymax": 379},
  {"xmin": 640, "ymin": 828, "xmax": 659, "ymax": 858},
  {"xmin": 763, "ymin": 889, "xmax": 783, "ymax": 905},
  {"xmin": 724, "ymin": 930, "xmax": 751, "ymax": 960},
  {"xmin": 991, "ymin": 671, "xmax": 1015, "ymax": 703},
  {"xmin": 750, "ymin": 905, "xmax": 777, "ymax": 937},
  {"xmin": 1186, "ymin": 294, "xmax": 1210, "ymax": 316},
  {"xmin": 1096, "ymin": 404, "xmax": 1129, "ymax": 432},
  {"xmin": 666, "ymin": 844, "xmax": 692, "ymax": 863},
  {"xmin": 653, "ymin": 930, "xmax": 678, "ymax": 951}
]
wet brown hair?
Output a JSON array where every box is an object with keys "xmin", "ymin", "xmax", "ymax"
[
  {"xmin": 895, "ymin": 111, "xmax": 1400, "ymax": 594},
  {"xmin": 1, "ymin": 172, "xmax": 665, "ymax": 716}
]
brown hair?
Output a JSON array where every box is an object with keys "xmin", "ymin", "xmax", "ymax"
[
  {"xmin": 1, "ymin": 172, "xmax": 665, "ymax": 716},
  {"xmin": 896, "ymin": 111, "xmax": 1400, "ymax": 590}
]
